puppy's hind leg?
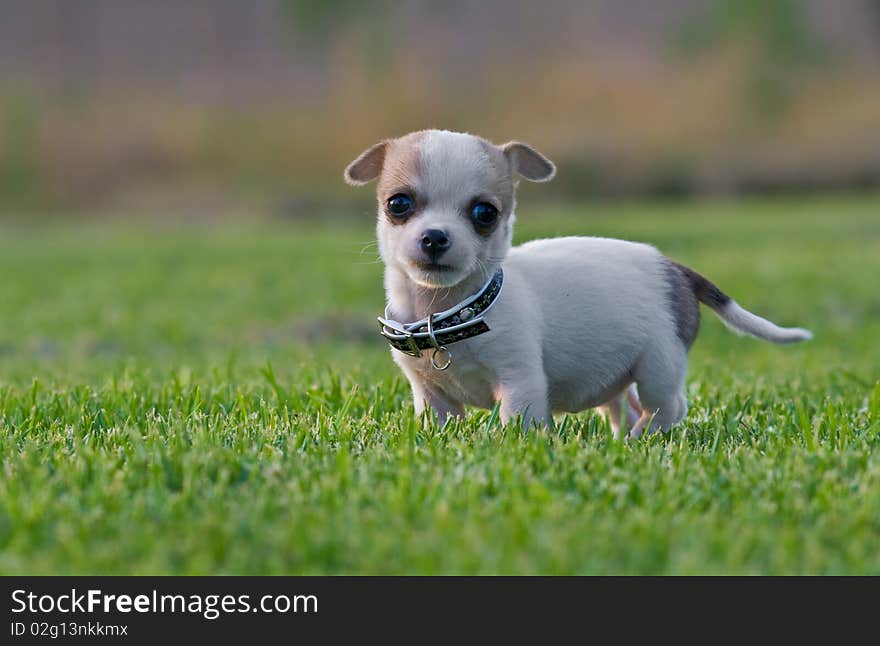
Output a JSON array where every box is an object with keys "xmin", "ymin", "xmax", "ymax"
[
  {"xmin": 630, "ymin": 390, "xmax": 687, "ymax": 439},
  {"xmin": 625, "ymin": 384, "xmax": 643, "ymax": 428},
  {"xmin": 630, "ymin": 349, "xmax": 688, "ymax": 438},
  {"xmin": 600, "ymin": 384, "xmax": 645, "ymax": 439},
  {"xmin": 597, "ymin": 394, "xmax": 625, "ymax": 439}
]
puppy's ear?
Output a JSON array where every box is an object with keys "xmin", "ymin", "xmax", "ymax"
[
  {"xmin": 344, "ymin": 140, "xmax": 388, "ymax": 186},
  {"xmin": 501, "ymin": 141, "xmax": 556, "ymax": 182}
]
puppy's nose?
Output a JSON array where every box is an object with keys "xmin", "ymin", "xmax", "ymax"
[{"xmin": 419, "ymin": 229, "xmax": 451, "ymax": 259}]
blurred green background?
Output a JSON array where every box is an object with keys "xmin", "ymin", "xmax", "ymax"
[{"xmin": 1, "ymin": 0, "xmax": 879, "ymax": 216}]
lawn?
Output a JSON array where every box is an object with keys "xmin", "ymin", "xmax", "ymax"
[{"xmin": 1, "ymin": 194, "xmax": 878, "ymax": 574}]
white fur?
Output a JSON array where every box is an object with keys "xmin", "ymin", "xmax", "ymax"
[
  {"xmin": 393, "ymin": 236, "xmax": 690, "ymax": 435},
  {"xmin": 716, "ymin": 301, "xmax": 813, "ymax": 343},
  {"xmin": 346, "ymin": 130, "xmax": 810, "ymax": 437}
]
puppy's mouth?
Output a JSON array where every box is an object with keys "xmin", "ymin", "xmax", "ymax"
[
  {"xmin": 413, "ymin": 261, "xmax": 454, "ymax": 272},
  {"xmin": 405, "ymin": 259, "xmax": 464, "ymax": 287}
]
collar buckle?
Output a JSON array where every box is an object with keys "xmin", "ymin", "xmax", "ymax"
[{"xmin": 377, "ymin": 318, "xmax": 423, "ymax": 357}]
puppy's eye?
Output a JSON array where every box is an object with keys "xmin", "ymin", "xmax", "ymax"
[
  {"xmin": 387, "ymin": 194, "xmax": 414, "ymax": 219},
  {"xmin": 470, "ymin": 202, "xmax": 499, "ymax": 230}
]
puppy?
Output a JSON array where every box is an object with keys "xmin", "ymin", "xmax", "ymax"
[{"xmin": 344, "ymin": 130, "xmax": 811, "ymax": 437}]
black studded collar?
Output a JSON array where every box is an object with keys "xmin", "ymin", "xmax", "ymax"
[{"xmin": 377, "ymin": 269, "xmax": 504, "ymax": 370}]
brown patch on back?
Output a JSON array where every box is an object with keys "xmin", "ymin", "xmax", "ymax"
[
  {"xmin": 664, "ymin": 259, "xmax": 701, "ymax": 348},
  {"xmin": 665, "ymin": 259, "xmax": 734, "ymax": 348}
]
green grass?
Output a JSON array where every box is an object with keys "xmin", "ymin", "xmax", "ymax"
[{"xmin": 1, "ymin": 194, "xmax": 879, "ymax": 574}]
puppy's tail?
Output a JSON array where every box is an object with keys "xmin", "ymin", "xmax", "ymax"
[{"xmin": 674, "ymin": 262, "xmax": 813, "ymax": 344}]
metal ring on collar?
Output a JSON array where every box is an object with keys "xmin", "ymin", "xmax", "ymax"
[
  {"xmin": 430, "ymin": 346, "xmax": 453, "ymax": 370},
  {"xmin": 426, "ymin": 314, "xmax": 452, "ymax": 369}
]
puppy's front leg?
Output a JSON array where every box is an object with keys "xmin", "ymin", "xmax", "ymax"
[
  {"xmin": 409, "ymin": 379, "xmax": 464, "ymax": 426},
  {"xmin": 498, "ymin": 378, "xmax": 552, "ymax": 431}
]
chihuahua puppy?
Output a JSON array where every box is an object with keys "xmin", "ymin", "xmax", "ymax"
[{"xmin": 345, "ymin": 130, "xmax": 811, "ymax": 437}]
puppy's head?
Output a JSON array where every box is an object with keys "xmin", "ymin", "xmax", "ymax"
[{"xmin": 344, "ymin": 130, "xmax": 555, "ymax": 288}]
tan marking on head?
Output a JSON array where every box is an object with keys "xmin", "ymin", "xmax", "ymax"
[{"xmin": 377, "ymin": 131, "xmax": 426, "ymax": 201}]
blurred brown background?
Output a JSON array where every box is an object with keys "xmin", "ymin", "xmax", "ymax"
[{"xmin": 1, "ymin": 0, "xmax": 879, "ymax": 216}]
